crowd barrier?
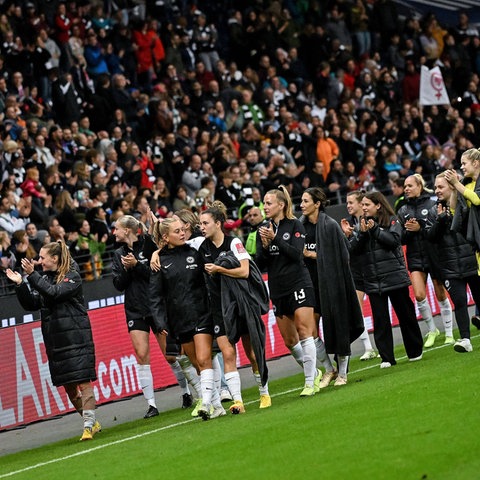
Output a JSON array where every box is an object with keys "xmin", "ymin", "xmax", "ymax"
[{"xmin": 0, "ymin": 275, "xmax": 472, "ymax": 431}]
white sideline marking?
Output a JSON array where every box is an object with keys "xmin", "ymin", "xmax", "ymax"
[{"xmin": 1, "ymin": 334, "xmax": 478, "ymax": 478}]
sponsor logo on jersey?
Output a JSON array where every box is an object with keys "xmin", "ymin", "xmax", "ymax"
[
  {"xmin": 305, "ymin": 243, "xmax": 316, "ymax": 250},
  {"xmin": 236, "ymin": 243, "xmax": 246, "ymax": 254}
]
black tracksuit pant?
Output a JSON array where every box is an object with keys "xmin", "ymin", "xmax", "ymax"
[{"xmin": 369, "ymin": 286, "xmax": 423, "ymax": 364}]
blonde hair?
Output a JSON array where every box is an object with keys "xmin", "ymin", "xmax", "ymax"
[
  {"xmin": 407, "ymin": 173, "xmax": 433, "ymax": 194},
  {"xmin": 175, "ymin": 209, "xmax": 199, "ymax": 232},
  {"xmin": 461, "ymin": 148, "xmax": 480, "ymax": 164},
  {"xmin": 151, "ymin": 217, "xmax": 180, "ymax": 247},
  {"xmin": 41, "ymin": 241, "xmax": 72, "ymax": 283},
  {"xmin": 266, "ymin": 185, "xmax": 295, "ymax": 219},
  {"xmin": 115, "ymin": 215, "xmax": 147, "ymax": 235}
]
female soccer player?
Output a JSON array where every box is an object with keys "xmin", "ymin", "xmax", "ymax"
[
  {"xmin": 149, "ymin": 217, "xmax": 226, "ymax": 419},
  {"xmin": 6, "ymin": 241, "xmax": 100, "ymax": 441},
  {"xmin": 257, "ymin": 186, "xmax": 320, "ymax": 395},
  {"xmin": 426, "ymin": 173, "xmax": 480, "ymax": 352},
  {"xmin": 340, "ymin": 190, "xmax": 377, "ymax": 360},
  {"xmin": 199, "ymin": 201, "xmax": 271, "ymax": 413},
  {"xmin": 301, "ymin": 187, "xmax": 364, "ymax": 387},
  {"xmin": 397, "ymin": 174, "xmax": 453, "ymax": 347}
]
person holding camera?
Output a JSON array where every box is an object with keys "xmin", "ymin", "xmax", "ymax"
[
  {"xmin": 424, "ymin": 173, "xmax": 480, "ymax": 353},
  {"xmin": 397, "ymin": 174, "xmax": 453, "ymax": 348},
  {"xmin": 349, "ymin": 191, "xmax": 423, "ymax": 368}
]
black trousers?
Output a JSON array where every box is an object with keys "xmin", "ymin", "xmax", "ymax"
[
  {"xmin": 369, "ymin": 286, "xmax": 423, "ymax": 364},
  {"xmin": 444, "ymin": 275, "xmax": 480, "ymax": 339}
]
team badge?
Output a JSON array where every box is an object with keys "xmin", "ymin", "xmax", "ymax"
[
  {"xmin": 186, "ymin": 256, "xmax": 194, "ymax": 264},
  {"xmin": 283, "ymin": 232, "xmax": 291, "ymax": 240},
  {"xmin": 421, "ymin": 209, "xmax": 428, "ymax": 216}
]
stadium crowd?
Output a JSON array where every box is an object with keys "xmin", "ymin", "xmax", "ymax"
[{"xmin": 0, "ymin": 0, "xmax": 480, "ymax": 291}]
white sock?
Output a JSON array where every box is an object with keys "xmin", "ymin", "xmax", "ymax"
[
  {"xmin": 224, "ymin": 371, "xmax": 243, "ymax": 402},
  {"xmin": 200, "ymin": 369, "xmax": 214, "ymax": 407},
  {"xmin": 289, "ymin": 342, "xmax": 304, "ymax": 368},
  {"xmin": 417, "ymin": 298, "xmax": 435, "ymax": 332},
  {"xmin": 314, "ymin": 337, "xmax": 334, "ymax": 372},
  {"xmin": 177, "ymin": 355, "xmax": 201, "ymax": 398},
  {"xmin": 300, "ymin": 336, "xmax": 316, "ymax": 386},
  {"xmin": 359, "ymin": 325, "xmax": 373, "ymax": 351},
  {"xmin": 169, "ymin": 360, "xmax": 190, "ymax": 395},
  {"xmin": 253, "ymin": 371, "xmax": 269, "ymax": 396},
  {"xmin": 137, "ymin": 364, "xmax": 156, "ymax": 408},
  {"xmin": 212, "ymin": 354, "xmax": 222, "ymax": 392},
  {"xmin": 338, "ymin": 356, "xmax": 349, "ymax": 377},
  {"xmin": 438, "ymin": 298, "xmax": 453, "ymax": 337},
  {"xmin": 83, "ymin": 409, "xmax": 95, "ymax": 429}
]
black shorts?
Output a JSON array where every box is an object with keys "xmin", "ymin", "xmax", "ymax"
[
  {"xmin": 272, "ymin": 286, "xmax": 316, "ymax": 317},
  {"xmin": 212, "ymin": 312, "xmax": 227, "ymax": 338},
  {"xmin": 126, "ymin": 316, "xmax": 158, "ymax": 333},
  {"xmin": 177, "ymin": 330, "xmax": 196, "ymax": 346},
  {"xmin": 166, "ymin": 334, "xmax": 181, "ymax": 356},
  {"xmin": 195, "ymin": 313, "xmax": 215, "ymax": 336}
]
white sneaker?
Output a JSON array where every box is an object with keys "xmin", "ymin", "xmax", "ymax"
[
  {"xmin": 454, "ymin": 338, "xmax": 473, "ymax": 353},
  {"xmin": 360, "ymin": 350, "xmax": 377, "ymax": 361},
  {"xmin": 220, "ymin": 388, "xmax": 232, "ymax": 402},
  {"xmin": 380, "ymin": 362, "xmax": 392, "ymax": 369},
  {"xmin": 409, "ymin": 354, "xmax": 423, "ymax": 362},
  {"xmin": 210, "ymin": 405, "xmax": 227, "ymax": 419}
]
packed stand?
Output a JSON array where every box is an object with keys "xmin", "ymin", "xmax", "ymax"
[{"xmin": 1, "ymin": 0, "xmax": 480, "ymax": 292}]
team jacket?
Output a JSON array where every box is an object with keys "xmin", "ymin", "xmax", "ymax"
[
  {"xmin": 425, "ymin": 206, "xmax": 478, "ymax": 280},
  {"xmin": 397, "ymin": 193, "xmax": 436, "ymax": 272},
  {"xmin": 149, "ymin": 244, "xmax": 211, "ymax": 337},
  {"xmin": 15, "ymin": 269, "xmax": 96, "ymax": 387},
  {"xmin": 349, "ymin": 216, "xmax": 411, "ymax": 295},
  {"xmin": 112, "ymin": 235, "xmax": 152, "ymax": 320},
  {"xmin": 255, "ymin": 217, "xmax": 313, "ymax": 299}
]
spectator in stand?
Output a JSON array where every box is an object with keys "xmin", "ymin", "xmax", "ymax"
[
  {"xmin": 314, "ymin": 125, "xmax": 339, "ymax": 181},
  {"xmin": 192, "ymin": 12, "xmax": 219, "ymax": 73}
]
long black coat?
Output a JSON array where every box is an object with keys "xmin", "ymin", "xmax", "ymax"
[
  {"xmin": 214, "ymin": 252, "xmax": 269, "ymax": 387},
  {"xmin": 316, "ymin": 212, "xmax": 364, "ymax": 356},
  {"xmin": 15, "ymin": 269, "xmax": 96, "ymax": 387}
]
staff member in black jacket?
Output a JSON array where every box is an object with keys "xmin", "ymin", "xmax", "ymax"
[
  {"xmin": 149, "ymin": 217, "xmax": 226, "ymax": 420},
  {"xmin": 349, "ymin": 192, "xmax": 424, "ymax": 368},
  {"xmin": 425, "ymin": 173, "xmax": 480, "ymax": 353},
  {"xmin": 397, "ymin": 174, "xmax": 453, "ymax": 348},
  {"xmin": 112, "ymin": 214, "xmax": 162, "ymax": 419},
  {"xmin": 6, "ymin": 242, "xmax": 100, "ymax": 441},
  {"xmin": 257, "ymin": 185, "xmax": 320, "ymax": 396}
]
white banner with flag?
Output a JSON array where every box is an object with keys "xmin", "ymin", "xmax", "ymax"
[{"xmin": 419, "ymin": 66, "xmax": 450, "ymax": 106}]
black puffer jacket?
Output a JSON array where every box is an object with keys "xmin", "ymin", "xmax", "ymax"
[
  {"xmin": 397, "ymin": 192, "xmax": 435, "ymax": 272},
  {"xmin": 149, "ymin": 244, "xmax": 211, "ymax": 338},
  {"xmin": 112, "ymin": 235, "xmax": 152, "ymax": 320},
  {"xmin": 425, "ymin": 206, "xmax": 478, "ymax": 280},
  {"xmin": 350, "ymin": 216, "xmax": 411, "ymax": 294},
  {"xmin": 15, "ymin": 269, "xmax": 96, "ymax": 387}
]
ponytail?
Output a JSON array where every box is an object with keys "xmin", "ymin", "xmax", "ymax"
[
  {"xmin": 115, "ymin": 214, "xmax": 147, "ymax": 236},
  {"xmin": 266, "ymin": 185, "xmax": 295, "ymax": 219},
  {"xmin": 42, "ymin": 241, "xmax": 72, "ymax": 284}
]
